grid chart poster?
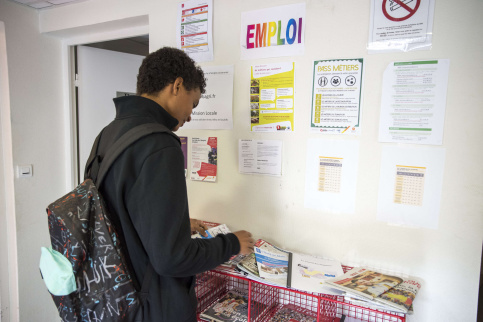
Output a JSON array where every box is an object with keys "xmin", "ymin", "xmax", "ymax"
[
  {"xmin": 394, "ymin": 165, "xmax": 425, "ymax": 206},
  {"xmin": 310, "ymin": 59, "xmax": 363, "ymax": 135},
  {"xmin": 305, "ymin": 139, "xmax": 359, "ymax": 214},
  {"xmin": 240, "ymin": 3, "xmax": 305, "ymax": 60},
  {"xmin": 190, "ymin": 137, "xmax": 217, "ymax": 182},
  {"xmin": 318, "ymin": 157, "xmax": 343, "ymax": 193},
  {"xmin": 176, "ymin": 0, "xmax": 213, "ymax": 62},
  {"xmin": 251, "ymin": 62, "xmax": 295, "ymax": 132},
  {"xmin": 377, "ymin": 145, "xmax": 445, "ymax": 229},
  {"xmin": 378, "ymin": 60, "xmax": 449, "ymax": 145}
]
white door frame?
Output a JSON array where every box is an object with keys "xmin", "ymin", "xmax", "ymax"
[
  {"xmin": 60, "ymin": 22, "xmax": 149, "ymax": 189},
  {"xmin": 0, "ymin": 21, "xmax": 19, "ymax": 322}
]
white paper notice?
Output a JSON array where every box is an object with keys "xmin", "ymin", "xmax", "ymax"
[
  {"xmin": 377, "ymin": 145, "xmax": 445, "ymax": 229},
  {"xmin": 368, "ymin": 0, "xmax": 435, "ymax": 53},
  {"xmin": 190, "ymin": 137, "xmax": 217, "ymax": 182},
  {"xmin": 304, "ymin": 139, "xmax": 359, "ymax": 213},
  {"xmin": 238, "ymin": 140, "xmax": 282, "ymax": 176},
  {"xmin": 181, "ymin": 65, "xmax": 234, "ymax": 130},
  {"xmin": 310, "ymin": 59, "xmax": 364, "ymax": 135},
  {"xmin": 240, "ymin": 3, "xmax": 305, "ymax": 60},
  {"xmin": 177, "ymin": 0, "xmax": 213, "ymax": 62},
  {"xmin": 379, "ymin": 60, "xmax": 450, "ymax": 145}
]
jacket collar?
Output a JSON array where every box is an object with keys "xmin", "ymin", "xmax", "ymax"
[{"xmin": 113, "ymin": 95, "xmax": 179, "ymax": 130}]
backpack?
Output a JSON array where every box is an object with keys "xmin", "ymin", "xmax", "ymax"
[{"xmin": 41, "ymin": 123, "xmax": 177, "ymax": 321}]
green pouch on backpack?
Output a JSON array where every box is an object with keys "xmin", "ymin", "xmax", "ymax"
[{"xmin": 39, "ymin": 246, "xmax": 76, "ymax": 296}]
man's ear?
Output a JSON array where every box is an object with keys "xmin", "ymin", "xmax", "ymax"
[{"xmin": 173, "ymin": 77, "xmax": 184, "ymax": 96}]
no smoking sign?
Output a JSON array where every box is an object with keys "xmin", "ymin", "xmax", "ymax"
[{"xmin": 382, "ymin": 0, "xmax": 421, "ymax": 22}]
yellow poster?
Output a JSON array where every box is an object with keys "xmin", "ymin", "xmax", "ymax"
[{"xmin": 250, "ymin": 62, "xmax": 295, "ymax": 132}]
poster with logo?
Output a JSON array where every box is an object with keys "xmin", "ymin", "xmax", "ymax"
[
  {"xmin": 181, "ymin": 65, "xmax": 234, "ymax": 130},
  {"xmin": 176, "ymin": 0, "xmax": 213, "ymax": 62},
  {"xmin": 250, "ymin": 62, "xmax": 295, "ymax": 132},
  {"xmin": 368, "ymin": 0, "xmax": 435, "ymax": 53},
  {"xmin": 240, "ymin": 3, "xmax": 305, "ymax": 60},
  {"xmin": 310, "ymin": 59, "xmax": 364, "ymax": 135},
  {"xmin": 190, "ymin": 137, "xmax": 217, "ymax": 182}
]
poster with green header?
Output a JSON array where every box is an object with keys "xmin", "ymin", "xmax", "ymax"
[
  {"xmin": 310, "ymin": 59, "xmax": 363, "ymax": 135},
  {"xmin": 250, "ymin": 62, "xmax": 295, "ymax": 132}
]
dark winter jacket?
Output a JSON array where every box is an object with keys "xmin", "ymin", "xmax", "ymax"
[{"xmin": 95, "ymin": 95, "xmax": 240, "ymax": 321}]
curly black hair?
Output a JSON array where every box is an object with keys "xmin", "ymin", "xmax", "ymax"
[{"xmin": 136, "ymin": 47, "xmax": 206, "ymax": 95}]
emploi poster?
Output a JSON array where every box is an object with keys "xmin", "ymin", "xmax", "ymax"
[
  {"xmin": 304, "ymin": 139, "xmax": 360, "ymax": 214},
  {"xmin": 181, "ymin": 65, "xmax": 234, "ymax": 130},
  {"xmin": 310, "ymin": 59, "xmax": 364, "ymax": 135},
  {"xmin": 377, "ymin": 145, "xmax": 445, "ymax": 229},
  {"xmin": 368, "ymin": 0, "xmax": 435, "ymax": 53},
  {"xmin": 240, "ymin": 3, "xmax": 305, "ymax": 60},
  {"xmin": 176, "ymin": 0, "xmax": 213, "ymax": 62},
  {"xmin": 190, "ymin": 137, "xmax": 217, "ymax": 182},
  {"xmin": 378, "ymin": 59, "xmax": 449, "ymax": 145},
  {"xmin": 238, "ymin": 139, "xmax": 282, "ymax": 176},
  {"xmin": 250, "ymin": 62, "xmax": 295, "ymax": 132}
]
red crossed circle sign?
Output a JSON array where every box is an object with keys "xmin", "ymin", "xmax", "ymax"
[{"xmin": 382, "ymin": 0, "xmax": 421, "ymax": 22}]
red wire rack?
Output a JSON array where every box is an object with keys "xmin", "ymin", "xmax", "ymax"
[{"xmin": 196, "ymin": 269, "xmax": 406, "ymax": 322}]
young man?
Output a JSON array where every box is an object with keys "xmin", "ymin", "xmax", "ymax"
[{"xmin": 93, "ymin": 47, "xmax": 254, "ymax": 321}]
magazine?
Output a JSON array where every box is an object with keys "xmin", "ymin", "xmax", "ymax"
[
  {"xmin": 247, "ymin": 240, "xmax": 344, "ymax": 296},
  {"xmin": 290, "ymin": 252, "xmax": 344, "ymax": 296},
  {"xmin": 200, "ymin": 288, "xmax": 267, "ymax": 322},
  {"xmin": 325, "ymin": 267, "xmax": 403, "ymax": 300},
  {"xmin": 237, "ymin": 253, "xmax": 260, "ymax": 277},
  {"xmin": 269, "ymin": 304, "xmax": 317, "ymax": 322},
  {"xmin": 373, "ymin": 277, "xmax": 422, "ymax": 314},
  {"xmin": 254, "ymin": 239, "xmax": 291, "ymax": 287}
]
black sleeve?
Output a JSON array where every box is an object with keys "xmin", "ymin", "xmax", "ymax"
[{"xmin": 125, "ymin": 145, "xmax": 240, "ymax": 277}]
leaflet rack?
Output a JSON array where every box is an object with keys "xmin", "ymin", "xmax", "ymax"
[{"xmin": 195, "ymin": 267, "xmax": 406, "ymax": 322}]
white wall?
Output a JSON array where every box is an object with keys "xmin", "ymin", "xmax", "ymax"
[
  {"xmin": 0, "ymin": 2, "xmax": 66, "ymax": 321},
  {"xmin": 0, "ymin": 0, "xmax": 479, "ymax": 321}
]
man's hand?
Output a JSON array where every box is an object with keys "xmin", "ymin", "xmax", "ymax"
[
  {"xmin": 190, "ymin": 219, "xmax": 208, "ymax": 237},
  {"xmin": 233, "ymin": 230, "xmax": 255, "ymax": 255}
]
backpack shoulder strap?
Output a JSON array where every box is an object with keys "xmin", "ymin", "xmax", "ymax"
[{"xmin": 94, "ymin": 122, "xmax": 178, "ymax": 187}]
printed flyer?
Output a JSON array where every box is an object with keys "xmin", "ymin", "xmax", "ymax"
[
  {"xmin": 176, "ymin": 0, "xmax": 213, "ymax": 62},
  {"xmin": 181, "ymin": 65, "xmax": 234, "ymax": 130},
  {"xmin": 311, "ymin": 59, "xmax": 364, "ymax": 134},
  {"xmin": 190, "ymin": 137, "xmax": 217, "ymax": 182},
  {"xmin": 250, "ymin": 62, "xmax": 295, "ymax": 132},
  {"xmin": 378, "ymin": 60, "xmax": 449, "ymax": 145}
]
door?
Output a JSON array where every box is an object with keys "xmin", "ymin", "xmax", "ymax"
[{"xmin": 76, "ymin": 46, "xmax": 145, "ymax": 182}]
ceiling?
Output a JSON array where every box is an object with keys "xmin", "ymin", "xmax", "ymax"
[{"xmin": 10, "ymin": 0, "xmax": 86, "ymax": 10}]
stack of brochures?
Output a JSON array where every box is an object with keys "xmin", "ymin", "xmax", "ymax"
[
  {"xmin": 324, "ymin": 267, "xmax": 422, "ymax": 314},
  {"xmin": 236, "ymin": 239, "xmax": 345, "ymax": 296},
  {"xmin": 193, "ymin": 221, "xmax": 422, "ymax": 314}
]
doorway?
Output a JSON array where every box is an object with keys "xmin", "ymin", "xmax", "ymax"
[{"xmin": 72, "ymin": 35, "xmax": 148, "ymax": 184}]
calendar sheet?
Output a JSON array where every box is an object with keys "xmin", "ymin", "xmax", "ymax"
[
  {"xmin": 377, "ymin": 146, "xmax": 445, "ymax": 229},
  {"xmin": 304, "ymin": 139, "xmax": 359, "ymax": 214}
]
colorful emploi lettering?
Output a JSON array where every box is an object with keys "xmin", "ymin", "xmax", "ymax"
[{"xmin": 246, "ymin": 18, "xmax": 303, "ymax": 49}]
